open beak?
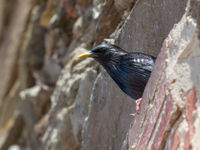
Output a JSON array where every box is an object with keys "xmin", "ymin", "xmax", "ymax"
[{"xmin": 78, "ymin": 51, "xmax": 92, "ymax": 58}]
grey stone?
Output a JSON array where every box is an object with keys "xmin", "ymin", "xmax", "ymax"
[{"xmin": 82, "ymin": 0, "xmax": 188, "ymax": 150}]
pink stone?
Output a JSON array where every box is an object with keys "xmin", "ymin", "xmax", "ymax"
[{"xmin": 184, "ymin": 87, "xmax": 197, "ymax": 150}]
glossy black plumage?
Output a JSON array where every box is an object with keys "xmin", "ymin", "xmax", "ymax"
[{"xmin": 84, "ymin": 44, "xmax": 156, "ymax": 100}]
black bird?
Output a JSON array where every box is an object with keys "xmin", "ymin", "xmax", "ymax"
[{"xmin": 78, "ymin": 44, "xmax": 156, "ymax": 111}]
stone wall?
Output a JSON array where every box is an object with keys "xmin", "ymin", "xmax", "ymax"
[{"xmin": 0, "ymin": 0, "xmax": 199, "ymax": 150}]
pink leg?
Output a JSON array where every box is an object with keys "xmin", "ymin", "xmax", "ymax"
[
  {"xmin": 136, "ymin": 98, "xmax": 142, "ymax": 112},
  {"xmin": 130, "ymin": 98, "xmax": 142, "ymax": 117}
]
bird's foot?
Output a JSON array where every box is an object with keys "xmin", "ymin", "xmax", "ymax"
[
  {"xmin": 129, "ymin": 98, "xmax": 142, "ymax": 117},
  {"xmin": 136, "ymin": 98, "xmax": 142, "ymax": 112},
  {"xmin": 130, "ymin": 113, "xmax": 136, "ymax": 117}
]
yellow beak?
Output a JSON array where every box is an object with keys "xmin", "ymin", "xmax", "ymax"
[{"xmin": 78, "ymin": 51, "xmax": 91, "ymax": 58}]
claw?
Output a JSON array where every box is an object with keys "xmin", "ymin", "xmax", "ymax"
[
  {"xmin": 136, "ymin": 98, "xmax": 142, "ymax": 112},
  {"xmin": 130, "ymin": 98, "xmax": 142, "ymax": 117},
  {"xmin": 130, "ymin": 113, "xmax": 136, "ymax": 117}
]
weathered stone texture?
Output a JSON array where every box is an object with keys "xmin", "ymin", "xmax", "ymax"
[
  {"xmin": 128, "ymin": 7, "xmax": 200, "ymax": 149},
  {"xmin": 82, "ymin": 0, "xmax": 188, "ymax": 150},
  {"xmin": 117, "ymin": 0, "xmax": 188, "ymax": 55},
  {"xmin": 0, "ymin": 0, "xmax": 200, "ymax": 150},
  {"xmin": 0, "ymin": 0, "xmax": 33, "ymax": 105}
]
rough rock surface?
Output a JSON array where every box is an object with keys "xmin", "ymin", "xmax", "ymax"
[
  {"xmin": 0, "ymin": 0, "xmax": 199, "ymax": 150},
  {"xmin": 128, "ymin": 10, "xmax": 200, "ymax": 149}
]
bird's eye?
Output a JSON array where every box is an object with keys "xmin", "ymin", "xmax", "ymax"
[
  {"xmin": 92, "ymin": 49, "xmax": 101, "ymax": 53},
  {"xmin": 92, "ymin": 48, "xmax": 106, "ymax": 54},
  {"xmin": 90, "ymin": 44, "xmax": 110, "ymax": 55}
]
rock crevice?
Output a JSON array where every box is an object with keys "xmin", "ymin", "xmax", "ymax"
[{"xmin": 0, "ymin": 0, "xmax": 199, "ymax": 150}]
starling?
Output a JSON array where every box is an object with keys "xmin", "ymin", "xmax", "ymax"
[{"xmin": 78, "ymin": 44, "xmax": 156, "ymax": 111}]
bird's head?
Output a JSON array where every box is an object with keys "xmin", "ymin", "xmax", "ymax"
[{"xmin": 78, "ymin": 44, "xmax": 126, "ymax": 64}]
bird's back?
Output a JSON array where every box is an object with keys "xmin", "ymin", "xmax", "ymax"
[{"xmin": 106, "ymin": 52, "xmax": 156, "ymax": 100}]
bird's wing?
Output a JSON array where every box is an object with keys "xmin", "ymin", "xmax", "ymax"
[
  {"xmin": 121, "ymin": 53, "xmax": 155, "ymax": 69},
  {"xmin": 117, "ymin": 53, "xmax": 156, "ymax": 84},
  {"xmin": 113, "ymin": 54, "xmax": 155, "ymax": 99}
]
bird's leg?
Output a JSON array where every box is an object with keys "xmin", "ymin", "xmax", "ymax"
[
  {"xmin": 136, "ymin": 98, "xmax": 142, "ymax": 112},
  {"xmin": 130, "ymin": 98, "xmax": 142, "ymax": 117}
]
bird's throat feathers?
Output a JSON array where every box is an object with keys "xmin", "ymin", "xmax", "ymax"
[{"xmin": 101, "ymin": 60, "xmax": 119, "ymax": 77}]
